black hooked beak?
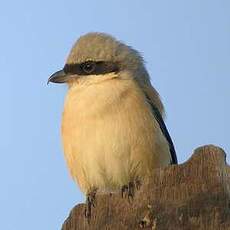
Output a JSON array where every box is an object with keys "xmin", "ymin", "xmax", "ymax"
[{"xmin": 47, "ymin": 69, "xmax": 70, "ymax": 85}]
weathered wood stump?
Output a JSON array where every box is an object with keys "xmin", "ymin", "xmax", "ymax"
[{"xmin": 62, "ymin": 145, "xmax": 230, "ymax": 230}]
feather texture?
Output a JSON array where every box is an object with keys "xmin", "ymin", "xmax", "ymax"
[{"xmin": 61, "ymin": 75, "xmax": 171, "ymax": 194}]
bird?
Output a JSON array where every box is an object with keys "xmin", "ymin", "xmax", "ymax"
[{"xmin": 48, "ymin": 32, "xmax": 177, "ymax": 219}]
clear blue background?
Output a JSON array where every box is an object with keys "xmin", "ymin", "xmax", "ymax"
[{"xmin": 1, "ymin": 0, "xmax": 229, "ymax": 229}]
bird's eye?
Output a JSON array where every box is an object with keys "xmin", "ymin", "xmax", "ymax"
[{"xmin": 81, "ymin": 61, "xmax": 96, "ymax": 74}]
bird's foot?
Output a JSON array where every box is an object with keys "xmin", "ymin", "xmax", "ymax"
[
  {"xmin": 135, "ymin": 178, "xmax": 142, "ymax": 190},
  {"xmin": 121, "ymin": 179, "xmax": 141, "ymax": 202},
  {"xmin": 84, "ymin": 188, "xmax": 97, "ymax": 222}
]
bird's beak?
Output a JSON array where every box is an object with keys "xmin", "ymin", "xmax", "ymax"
[{"xmin": 47, "ymin": 69, "xmax": 71, "ymax": 84}]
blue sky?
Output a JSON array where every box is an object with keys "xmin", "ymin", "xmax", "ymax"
[{"xmin": 0, "ymin": 0, "xmax": 229, "ymax": 229}]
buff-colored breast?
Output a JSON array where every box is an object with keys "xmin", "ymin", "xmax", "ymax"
[{"xmin": 61, "ymin": 77, "xmax": 171, "ymax": 194}]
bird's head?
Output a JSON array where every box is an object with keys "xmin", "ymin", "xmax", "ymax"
[{"xmin": 48, "ymin": 32, "xmax": 149, "ymax": 86}]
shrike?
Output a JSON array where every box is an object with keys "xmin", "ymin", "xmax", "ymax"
[{"xmin": 48, "ymin": 32, "xmax": 177, "ymax": 218}]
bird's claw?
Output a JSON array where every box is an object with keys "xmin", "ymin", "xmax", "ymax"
[
  {"xmin": 121, "ymin": 180, "xmax": 141, "ymax": 202},
  {"xmin": 84, "ymin": 189, "xmax": 97, "ymax": 222},
  {"xmin": 121, "ymin": 184, "xmax": 129, "ymax": 198}
]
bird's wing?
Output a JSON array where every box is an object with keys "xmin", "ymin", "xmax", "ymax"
[{"xmin": 142, "ymin": 85, "xmax": 178, "ymax": 164}]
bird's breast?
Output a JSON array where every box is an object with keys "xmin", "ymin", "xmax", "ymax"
[
  {"xmin": 61, "ymin": 78, "xmax": 170, "ymax": 193},
  {"xmin": 61, "ymin": 78, "xmax": 151, "ymax": 146}
]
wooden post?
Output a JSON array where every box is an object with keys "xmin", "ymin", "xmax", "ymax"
[{"xmin": 62, "ymin": 145, "xmax": 230, "ymax": 229}]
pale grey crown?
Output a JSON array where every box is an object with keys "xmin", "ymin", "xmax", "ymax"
[{"xmin": 66, "ymin": 32, "xmax": 145, "ymax": 73}]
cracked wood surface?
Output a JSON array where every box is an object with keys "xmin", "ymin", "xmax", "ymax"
[{"xmin": 62, "ymin": 145, "xmax": 230, "ymax": 230}]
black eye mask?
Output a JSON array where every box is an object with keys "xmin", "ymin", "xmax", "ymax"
[{"xmin": 63, "ymin": 61, "xmax": 120, "ymax": 76}]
